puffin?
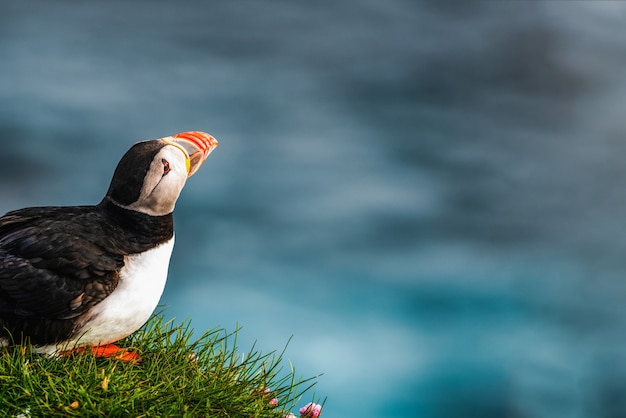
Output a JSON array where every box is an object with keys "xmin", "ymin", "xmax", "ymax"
[{"xmin": 0, "ymin": 131, "xmax": 218, "ymax": 362}]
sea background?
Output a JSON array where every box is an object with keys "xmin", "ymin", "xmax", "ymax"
[{"xmin": 2, "ymin": 2, "xmax": 626, "ymax": 417}]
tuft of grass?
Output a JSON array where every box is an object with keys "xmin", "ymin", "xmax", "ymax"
[{"xmin": 0, "ymin": 312, "xmax": 322, "ymax": 417}]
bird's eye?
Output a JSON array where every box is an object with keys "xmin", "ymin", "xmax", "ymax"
[{"xmin": 162, "ymin": 159, "xmax": 171, "ymax": 176}]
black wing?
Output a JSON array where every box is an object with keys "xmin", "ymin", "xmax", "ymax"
[{"xmin": 0, "ymin": 206, "xmax": 124, "ymax": 343}]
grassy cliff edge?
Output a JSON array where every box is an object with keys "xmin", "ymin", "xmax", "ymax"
[{"xmin": 0, "ymin": 311, "xmax": 323, "ymax": 417}]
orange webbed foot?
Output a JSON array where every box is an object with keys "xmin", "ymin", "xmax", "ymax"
[
  {"xmin": 59, "ymin": 344, "xmax": 141, "ymax": 363},
  {"xmin": 91, "ymin": 344, "xmax": 142, "ymax": 363}
]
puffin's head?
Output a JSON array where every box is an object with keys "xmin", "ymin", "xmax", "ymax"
[{"xmin": 106, "ymin": 131, "xmax": 218, "ymax": 216}]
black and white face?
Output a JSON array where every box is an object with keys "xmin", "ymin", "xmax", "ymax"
[
  {"xmin": 125, "ymin": 144, "xmax": 190, "ymax": 216},
  {"xmin": 105, "ymin": 132, "xmax": 218, "ymax": 217}
]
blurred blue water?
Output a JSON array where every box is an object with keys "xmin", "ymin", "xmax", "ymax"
[{"xmin": 2, "ymin": 1, "xmax": 626, "ymax": 417}]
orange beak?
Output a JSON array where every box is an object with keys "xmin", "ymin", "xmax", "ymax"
[{"xmin": 163, "ymin": 131, "xmax": 218, "ymax": 177}]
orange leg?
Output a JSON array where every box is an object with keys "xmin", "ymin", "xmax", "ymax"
[
  {"xmin": 60, "ymin": 344, "xmax": 141, "ymax": 363},
  {"xmin": 91, "ymin": 344, "xmax": 142, "ymax": 363}
]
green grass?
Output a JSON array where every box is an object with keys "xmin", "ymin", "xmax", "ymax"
[{"xmin": 0, "ymin": 312, "xmax": 322, "ymax": 417}]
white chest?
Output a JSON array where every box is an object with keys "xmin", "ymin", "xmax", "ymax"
[{"xmin": 62, "ymin": 237, "xmax": 175, "ymax": 349}]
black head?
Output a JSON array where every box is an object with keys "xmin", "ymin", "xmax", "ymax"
[
  {"xmin": 106, "ymin": 141, "xmax": 164, "ymax": 207},
  {"xmin": 104, "ymin": 132, "xmax": 218, "ymax": 216}
]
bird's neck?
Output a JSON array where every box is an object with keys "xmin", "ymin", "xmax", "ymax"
[{"xmin": 98, "ymin": 197, "xmax": 174, "ymax": 245}]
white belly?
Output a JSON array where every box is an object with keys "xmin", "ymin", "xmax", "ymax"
[{"xmin": 48, "ymin": 237, "xmax": 175, "ymax": 352}]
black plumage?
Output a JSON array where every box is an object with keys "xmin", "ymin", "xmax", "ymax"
[
  {"xmin": 0, "ymin": 200, "xmax": 173, "ymax": 347},
  {"xmin": 0, "ymin": 140, "xmax": 172, "ymax": 346},
  {"xmin": 0, "ymin": 131, "xmax": 217, "ymax": 354}
]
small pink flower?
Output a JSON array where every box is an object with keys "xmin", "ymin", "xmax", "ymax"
[
  {"xmin": 299, "ymin": 402, "xmax": 322, "ymax": 418},
  {"xmin": 284, "ymin": 414, "xmax": 297, "ymax": 418},
  {"xmin": 260, "ymin": 388, "xmax": 278, "ymax": 406}
]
